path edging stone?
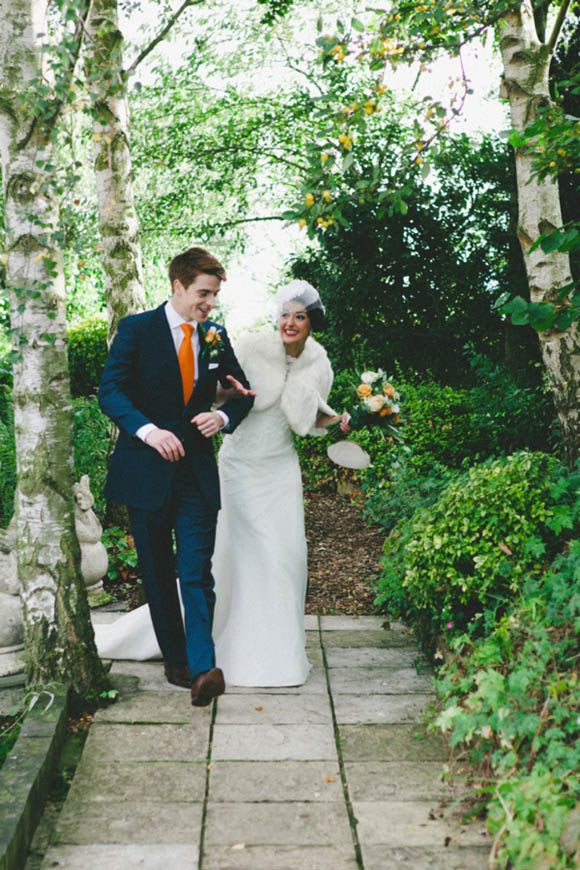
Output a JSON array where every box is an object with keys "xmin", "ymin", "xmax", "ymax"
[{"xmin": 0, "ymin": 682, "xmax": 70, "ymax": 870}]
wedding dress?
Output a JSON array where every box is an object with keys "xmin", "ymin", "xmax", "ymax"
[
  {"xmin": 211, "ymin": 387, "xmax": 310, "ymax": 686},
  {"xmin": 93, "ymin": 331, "xmax": 334, "ymax": 687}
]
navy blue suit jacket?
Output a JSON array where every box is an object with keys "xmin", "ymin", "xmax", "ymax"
[{"xmin": 98, "ymin": 303, "xmax": 253, "ymax": 511}]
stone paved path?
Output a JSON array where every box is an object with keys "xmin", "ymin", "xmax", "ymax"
[{"xmin": 40, "ymin": 615, "xmax": 491, "ymax": 869}]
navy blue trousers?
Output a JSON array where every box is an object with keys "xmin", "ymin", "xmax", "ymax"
[{"xmin": 128, "ymin": 467, "xmax": 218, "ymax": 680}]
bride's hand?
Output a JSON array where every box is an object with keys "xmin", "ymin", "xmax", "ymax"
[
  {"xmin": 316, "ymin": 411, "xmax": 351, "ymax": 432},
  {"xmin": 225, "ymin": 375, "xmax": 257, "ymax": 398},
  {"xmin": 339, "ymin": 412, "xmax": 351, "ymax": 433}
]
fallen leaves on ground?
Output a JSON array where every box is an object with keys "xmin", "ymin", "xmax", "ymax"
[{"xmin": 305, "ymin": 490, "xmax": 384, "ymax": 615}]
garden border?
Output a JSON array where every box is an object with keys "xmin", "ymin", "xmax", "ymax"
[{"xmin": 0, "ymin": 683, "xmax": 70, "ymax": 870}]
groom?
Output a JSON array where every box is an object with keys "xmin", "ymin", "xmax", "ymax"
[{"xmin": 98, "ymin": 247, "xmax": 254, "ymax": 706}]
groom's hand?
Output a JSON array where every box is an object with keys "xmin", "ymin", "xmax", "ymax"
[
  {"xmin": 145, "ymin": 428, "xmax": 185, "ymax": 462},
  {"xmin": 192, "ymin": 411, "xmax": 222, "ymax": 438}
]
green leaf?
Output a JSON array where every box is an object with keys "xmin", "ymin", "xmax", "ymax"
[
  {"xmin": 351, "ymin": 17, "xmax": 365, "ymax": 32},
  {"xmin": 501, "ymin": 296, "xmax": 528, "ymax": 315}
]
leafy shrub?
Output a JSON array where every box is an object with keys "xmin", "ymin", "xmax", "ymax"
[
  {"xmin": 400, "ymin": 383, "xmax": 477, "ymax": 471},
  {"xmin": 466, "ymin": 349, "xmax": 559, "ymax": 456},
  {"xmin": 434, "ymin": 541, "xmax": 580, "ymax": 868},
  {"xmin": 364, "ymin": 455, "xmax": 461, "ymax": 533},
  {"xmin": 72, "ymin": 396, "xmax": 111, "ymax": 521},
  {"xmin": 376, "ymin": 452, "xmax": 579, "ymax": 652},
  {"xmin": 67, "ymin": 316, "xmax": 108, "ymax": 397}
]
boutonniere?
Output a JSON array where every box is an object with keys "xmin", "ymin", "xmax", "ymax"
[{"xmin": 201, "ymin": 325, "xmax": 224, "ymax": 363}]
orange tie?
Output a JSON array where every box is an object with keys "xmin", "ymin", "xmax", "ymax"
[{"xmin": 178, "ymin": 323, "xmax": 195, "ymax": 404}]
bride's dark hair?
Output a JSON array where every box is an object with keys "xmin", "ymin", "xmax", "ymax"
[{"xmin": 305, "ymin": 305, "xmax": 327, "ymax": 333}]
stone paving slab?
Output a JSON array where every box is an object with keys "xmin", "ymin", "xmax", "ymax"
[
  {"xmin": 225, "ymin": 667, "xmax": 327, "ymax": 694},
  {"xmin": 212, "ymin": 723, "xmax": 336, "ymax": 761},
  {"xmin": 329, "ymin": 666, "xmax": 434, "ymax": 694},
  {"xmin": 320, "ymin": 615, "xmax": 385, "ymax": 630},
  {"xmin": 111, "ymin": 660, "xmax": 186, "ymax": 691},
  {"xmin": 96, "ymin": 690, "xmax": 196, "ymax": 723},
  {"xmin": 326, "ymin": 647, "xmax": 430, "ymax": 670},
  {"xmin": 203, "ymin": 845, "xmax": 358, "ymax": 870},
  {"xmin": 83, "ymin": 722, "xmax": 208, "ymax": 762},
  {"xmin": 339, "ymin": 724, "xmax": 447, "ymax": 762},
  {"xmin": 361, "ymin": 845, "xmax": 490, "ymax": 870},
  {"xmin": 321, "ymin": 629, "xmax": 416, "ymax": 649},
  {"xmin": 41, "ymin": 844, "xmax": 198, "ymax": 869},
  {"xmin": 54, "ymin": 801, "xmax": 203, "ymax": 845},
  {"xmin": 209, "ymin": 761, "xmax": 343, "ymax": 802},
  {"xmin": 304, "ymin": 615, "xmax": 319, "ymax": 630},
  {"xmin": 204, "ymin": 802, "xmax": 352, "ymax": 847},
  {"xmin": 353, "ymin": 801, "xmax": 491, "ymax": 848},
  {"xmin": 306, "ymin": 646, "xmax": 324, "ymax": 668},
  {"xmin": 345, "ymin": 761, "xmax": 451, "ymax": 801},
  {"xmin": 215, "ymin": 693, "xmax": 332, "ymax": 725},
  {"xmin": 67, "ymin": 759, "xmax": 207, "ymax": 803},
  {"xmin": 333, "ymin": 693, "xmax": 434, "ymax": 725},
  {"xmin": 305, "ymin": 630, "xmax": 322, "ymax": 648}
]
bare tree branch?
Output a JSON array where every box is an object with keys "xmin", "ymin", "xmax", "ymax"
[{"xmin": 126, "ymin": 0, "xmax": 206, "ymax": 75}]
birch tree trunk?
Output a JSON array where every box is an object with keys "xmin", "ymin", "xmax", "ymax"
[
  {"xmin": 0, "ymin": 0, "xmax": 109, "ymax": 697},
  {"xmin": 86, "ymin": 0, "xmax": 146, "ymax": 342},
  {"xmin": 500, "ymin": 1, "xmax": 580, "ymax": 466}
]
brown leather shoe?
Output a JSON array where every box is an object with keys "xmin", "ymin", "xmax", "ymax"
[
  {"xmin": 164, "ymin": 663, "xmax": 191, "ymax": 689},
  {"xmin": 191, "ymin": 667, "xmax": 225, "ymax": 707}
]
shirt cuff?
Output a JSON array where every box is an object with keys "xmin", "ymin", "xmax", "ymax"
[
  {"xmin": 215, "ymin": 410, "xmax": 229, "ymax": 429},
  {"xmin": 136, "ymin": 423, "xmax": 158, "ymax": 443}
]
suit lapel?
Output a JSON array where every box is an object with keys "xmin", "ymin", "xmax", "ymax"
[
  {"xmin": 151, "ymin": 303, "xmax": 182, "ymax": 403},
  {"xmin": 196, "ymin": 323, "xmax": 209, "ymax": 382}
]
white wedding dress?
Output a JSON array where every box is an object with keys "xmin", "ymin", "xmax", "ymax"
[
  {"xmin": 94, "ymin": 366, "xmax": 311, "ymax": 686},
  {"xmin": 211, "ymin": 390, "xmax": 310, "ymax": 686}
]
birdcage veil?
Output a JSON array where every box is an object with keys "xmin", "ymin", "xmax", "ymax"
[{"xmin": 269, "ymin": 279, "xmax": 325, "ymax": 323}]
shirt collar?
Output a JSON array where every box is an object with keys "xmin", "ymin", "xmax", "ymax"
[{"xmin": 166, "ymin": 299, "xmax": 198, "ymax": 331}]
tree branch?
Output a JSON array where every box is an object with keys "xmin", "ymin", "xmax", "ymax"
[
  {"xmin": 126, "ymin": 0, "xmax": 206, "ymax": 75},
  {"xmin": 18, "ymin": 0, "xmax": 94, "ymax": 149},
  {"xmin": 141, "ymin": 214, "xmax": 285, "ymax": 236},
  {"xmin": 547, "ymin": 0, "xmax": 572, "ymax": 53}
]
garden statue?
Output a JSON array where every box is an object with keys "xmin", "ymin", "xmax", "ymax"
[{"xmin": 74, "ymin": 475, "xmax": 108, "ymax": 604}]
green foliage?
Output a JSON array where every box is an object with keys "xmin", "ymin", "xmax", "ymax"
[
  {"xmin": 375, "ymin": 452, "xmax": 579, "ymax": 652},
  {"xmin": 400, "ymin": 356, "xmax": 557, "ymax": 474},
  {"xmin": 291, "ymin": 133, "xmax": 538, "ymax": 383},
  {"xmin": 0, "ymin": 711, "xmax": 20, "ymax": 769},
  {"xmin": 72, "ymin": 397, "xmax": 111, "ymax": 521},
  {"xmin": 101, "ymin": 526, "xmax": 138, "ymax": 586},
  {"xmin": 0, "ymin": 385, "xmax": 15, "ymax": 528},
  {"xmin": 434, "ymin": 541, "xmax": 580, "ymax": 867},
  {"xmin": 67, "ymin": 317, "xmax": 108, "ymax": 398},
  {"xmin": 364, "ymin": 456, "xmax": 461, "ymax": 533}
]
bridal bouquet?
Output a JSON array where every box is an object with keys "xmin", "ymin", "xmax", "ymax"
[
  {"xmin": 348, "ymin": 369, "xmax": 401, "ymax": 436},
  {"xmin": 326, "ymin": 369, "xmax": 402, "ymax": 469}
]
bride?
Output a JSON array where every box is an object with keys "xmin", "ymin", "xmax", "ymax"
[{"xmin": 94, "ymin": 280, "xmax": 346, "ymax": 687}]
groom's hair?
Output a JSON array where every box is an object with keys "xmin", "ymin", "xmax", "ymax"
[{"xmin": 169, "ymin": 247, "xmax": 227, "ymax": 289}]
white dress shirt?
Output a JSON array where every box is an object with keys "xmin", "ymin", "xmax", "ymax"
[{"xmin": 136, "ymin": 300, "xmax": 227, "ymax": 443}]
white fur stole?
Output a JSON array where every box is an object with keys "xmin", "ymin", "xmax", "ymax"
[{"xmin": 233, "ymin": 331, "xmax": 335, "ymax": 436}]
